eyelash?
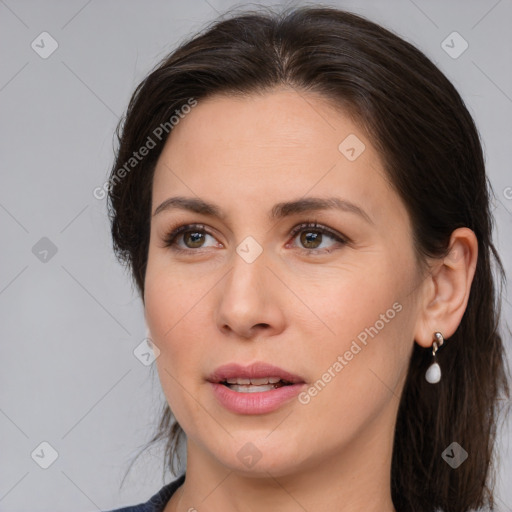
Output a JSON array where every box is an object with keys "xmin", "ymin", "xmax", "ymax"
[{"xmin": 161, "ymin": 220, "xmax": 350, "ymax": 255}]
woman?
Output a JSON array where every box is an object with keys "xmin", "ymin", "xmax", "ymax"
[{"xmin": 104, "ymin": 5, "xmax": 510, "ymax": 512}]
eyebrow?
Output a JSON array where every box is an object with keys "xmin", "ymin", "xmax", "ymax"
[{"xmin": 153, "ymin": 196, "xmax": 373, "ymax": 225}]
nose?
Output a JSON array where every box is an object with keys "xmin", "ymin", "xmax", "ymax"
[{"xmin": 215, "ymin": 249, "xmax": 286, "ymax": 340}]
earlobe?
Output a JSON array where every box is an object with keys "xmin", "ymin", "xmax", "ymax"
[{"xmin": 413, "ymin": 227, "xmax": 478, "ymax": 348}]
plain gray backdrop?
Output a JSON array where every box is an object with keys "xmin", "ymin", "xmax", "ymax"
[{"xmin": 1, "ymin": 0, "xmax": 511, "ymax": 511}]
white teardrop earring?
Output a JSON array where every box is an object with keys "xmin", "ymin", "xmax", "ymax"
[{"xmin": 425, "ymin": 332, "xmax": 444, "ymax": 384}]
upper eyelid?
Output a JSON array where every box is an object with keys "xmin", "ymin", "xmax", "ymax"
[{"xmin": 289, "ymin": 222, "xmax": 345, "ymax": 238}]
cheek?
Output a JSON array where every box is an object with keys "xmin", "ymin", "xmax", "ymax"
[
  {"xmin": 143, "ymin": 249, "xmax": 206, "ymax": 344},
  {"xmin": 298, "ymin": 259, "xmax": 401, "ymax": 345},
  {"xmin": 144, "ymin": 273, "xmax": 201, "ymax": 364},
  {"xmin": 144, "ymin": 280, "xmax": 204, "ymax": 429},
  {"xmin": 299, "ymin": 262, "xmax": 414, "ymax": 410},
  {"xmin": 144, "ymin": 261, "xmax": 213, "ymax": 411}
]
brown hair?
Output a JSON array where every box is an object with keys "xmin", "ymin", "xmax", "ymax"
[{"xmin": 107, "ymin": 5, "xmax": 511, "ymax": 511}]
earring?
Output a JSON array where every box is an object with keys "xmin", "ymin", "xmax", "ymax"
[{"xmin": 425, "ymin": 332, "xmax": 444, "ymax": 384}]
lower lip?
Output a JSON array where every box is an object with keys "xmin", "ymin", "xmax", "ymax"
[{"xmin": 209, "ymin": 382, "xmax": 306, "ymax": 414}]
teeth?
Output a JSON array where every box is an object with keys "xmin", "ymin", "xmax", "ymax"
[
  {"xmin": 227, "ymin": 384, "xmax": 278, "ymax": 393},
  {"xmin": 251, "ymin": 377, "xmax": 281, "ymax": 385},
  {"xmin": 225, "ymin": 377, "xmax": 283, "ymax": 385},
  {"xmin": 226, "ymin": 378, "xmax": 250, "ymax": 384}
]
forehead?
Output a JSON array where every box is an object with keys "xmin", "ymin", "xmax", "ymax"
[
  {"xmin": 151, "ymin": 88, "xmax": 399, "ymax": 225},
  {"xmin": 158, "ymin": 87, "xmax": 366, "ymax": 161}
]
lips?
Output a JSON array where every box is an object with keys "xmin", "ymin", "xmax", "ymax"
[
  {"xmin": 207, "ymin": 362, "xmax": 307, "ymax": 414},
  {"xmin": 207, "ymin": 362, "xmax": 306, "ymax": 386}
]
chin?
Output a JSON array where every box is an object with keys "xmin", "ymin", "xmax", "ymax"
[{"xmin": 209, "ymin": 437, "xmax": 308, "ymax": 479}]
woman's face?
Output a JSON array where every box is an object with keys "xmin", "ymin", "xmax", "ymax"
[{"xmin": 144, "ymin": 88, "xmax": 427, "ymax": 477}]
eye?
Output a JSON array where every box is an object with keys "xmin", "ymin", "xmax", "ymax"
[
  {"xmin": 161, "ymin": 221, "xmax": 349, "ymax": 255},
  {"xmin": 162, "ymin": 223, "xmax": 220, "ymax": 252},
  {"xmin": 287, "ymin": 221, "xmax": 349, "ymax": 254}
]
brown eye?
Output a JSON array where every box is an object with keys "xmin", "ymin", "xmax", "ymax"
[
  {"xmin": 182, "ymin": 230, "xmax": 207, "ymax": 249},
  {"xmin": 163, "ymin": 224, "xmax": 219, "ymax": 252},
  {"xmin": 299, "ymin": 230, "xmax": 323, "ymax": 249},
  {"xmin": 289, "ymin": 222, "xmax": 348, "ymax": 254}
]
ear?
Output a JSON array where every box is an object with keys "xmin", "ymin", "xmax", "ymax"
[{"xmin": 413, "ymin": 227, "xmax": 478, "ymax": 348}]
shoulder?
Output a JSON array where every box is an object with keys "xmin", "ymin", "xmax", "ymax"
[{"xmin": 104, "ymin": 473, "xmax": 186, "ymax": 512}]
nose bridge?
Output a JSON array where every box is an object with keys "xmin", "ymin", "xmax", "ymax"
[
  {"xmin": 216, "ymin": 239, "xmax": 280, "ymax": 337},
  {"xmin": 223, "ymin": 242, "xmax": 268, "ymax": 310}
]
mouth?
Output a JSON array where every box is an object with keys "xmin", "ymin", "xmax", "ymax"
[
  {"xmin": 207, "ymin": 362, "xmax": 307, "ymax": 414},
  {"xmin": 207, "ymin": 361, "xmax": 306, "ymax": 393},
  {"xmin": 219, "ymin": 377, "xmax": 295, "ymax": 393}
]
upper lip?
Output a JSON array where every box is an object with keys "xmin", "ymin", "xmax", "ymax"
[{"xmin": 207, "ymin": 362, "xmax": 305, "ymax": 384}]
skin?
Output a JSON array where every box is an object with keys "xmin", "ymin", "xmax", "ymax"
[{"xmin": 143, "ymin": 87, "xmax": 478, "ymax": 512}]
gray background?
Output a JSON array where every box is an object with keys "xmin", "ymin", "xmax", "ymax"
[{"xmin": 1, "ymin": 0, "xmax": 511, "ymax": 511}]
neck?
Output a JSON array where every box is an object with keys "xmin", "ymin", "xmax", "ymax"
[{"xmin": 166, "ymin": 403, "xmax": 398, "ymax": 512}]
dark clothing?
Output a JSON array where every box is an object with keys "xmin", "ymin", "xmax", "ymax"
[{"xmin": 104, "ymin": 473, "xmax": 185, "ymax": 512}]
